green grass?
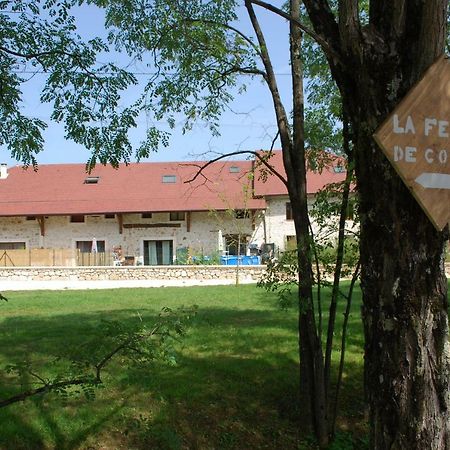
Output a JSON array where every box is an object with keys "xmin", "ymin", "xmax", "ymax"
[{"xmin": 0, "ymin": 284, "xmax": 370, "ymax": 449}]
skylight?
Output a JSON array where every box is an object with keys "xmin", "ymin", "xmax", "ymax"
[
  {"xmin": 84, "ymin": 176, "xmax": 100, "ymax": 184},
  {"xmin": 229, "ymin": 166, "xmax": 240, "ymax": 173},
  {"xmin": 162, "ymin": 175, "xmax": 177, "ymax": 183}
]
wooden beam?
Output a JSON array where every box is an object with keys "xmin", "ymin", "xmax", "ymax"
[
  {"xmin": 37, "ymin": 216, "xmax": 45, "ymax": 236},
  {"xmin": 123, "ymin": 223, "xmax": 181, "ymax": 229},
  {"xmin": 186, "ymin": 211, "xmax": 191, "ymax": 232},
  {"xmin": 117, "ymin": 213, "xmax": 123, "ymax": 234}
]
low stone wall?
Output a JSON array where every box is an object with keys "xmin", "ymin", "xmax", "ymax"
[
  {"xmin": 0, "ymin": 263, "xmax": 447, "ymax": 285},
  {"xmin": 0, "ymin": 265, "xmax": 266, "ymax": 283}
]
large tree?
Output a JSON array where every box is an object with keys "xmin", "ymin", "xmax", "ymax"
[
  {"xmin": 298, "ymin": 1, "xmax": 449, "ymax": 448},
  {"xmin": 2, "ymin": 1, "xmax": 449, "ymax": 448},
  {"xmin": 100, "ymin": 1, "xmax": 450, "ymax": 447}
]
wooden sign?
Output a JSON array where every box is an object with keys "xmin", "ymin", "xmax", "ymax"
[{"xmin": 373, "ymin": 56, "xmax": 450, "ymax": 231}]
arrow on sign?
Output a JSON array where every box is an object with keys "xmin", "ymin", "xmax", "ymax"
[{"xmin": 415, "ymin": 173, "xmax": 450, "ymax": 190}]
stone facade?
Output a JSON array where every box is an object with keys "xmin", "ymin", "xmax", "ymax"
[
  {"xmin": 0, "ymin": 197, "xmax": 346, "ymax": 264},
  {"xmin": 0, "ymin": 211, "xmax": 265, "ymax": 263},
  {"xmin": 252, "ymin": 196, "xmax": 326, "ymax": 252}
]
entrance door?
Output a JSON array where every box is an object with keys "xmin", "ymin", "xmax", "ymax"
[{"xmin": 143, "ymin": 240, "xmax": 173, "ymax": 265}]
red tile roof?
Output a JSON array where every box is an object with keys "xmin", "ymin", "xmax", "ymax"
[
  {"xmin": 0, "ymin": 160, "xmax": 265, "ymax": 216},
  {"xmin": 0, "ymin": 151, "xmax": 346, "ymax": 217},
  {"xmin": 253, "ymin": 150, "xmax": 347, "ymax": 196}
]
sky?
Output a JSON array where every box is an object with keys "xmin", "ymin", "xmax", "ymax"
[{"xmin": 3, "ymin": 3, "xmax": 294, "ymax": 167}]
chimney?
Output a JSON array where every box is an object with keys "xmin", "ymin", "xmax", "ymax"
[{"xmin": 0, "ymin": 164, "xmax": 8, "ymax": 180}]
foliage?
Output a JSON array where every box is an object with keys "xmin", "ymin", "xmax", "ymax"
[
  {"xmin": 96, "ymin": 0, "xmax": 257, "ymax": 139},
  {"xmin": 0, "ymin": 0, "xmax": 157, "ymax": 167},
  {"xmin": 258, "ymin": 250, "xmax": 299, "ymax": 309},
  {"xmin": 0, "ymin": 304, "xmax": 197, "ymax": 408}
]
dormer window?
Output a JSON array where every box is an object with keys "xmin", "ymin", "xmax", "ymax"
[
  {"xmin": 162, "ymin": 175, "xmax": 177, "ymax": 183},
  {"xmin": 84, "ymin": 176, "xmax": 100, "ymax": 184}
]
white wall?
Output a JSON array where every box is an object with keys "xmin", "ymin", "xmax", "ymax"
[
  {"xmin": 0, "ymin": 198, "xmax": 356, "ymax": 261},
  {"xmin": 0, "ymin": 211, "xmax": 262, "ymax": 260}
]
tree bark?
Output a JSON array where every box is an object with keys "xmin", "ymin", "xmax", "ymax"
[
  {"xmin": 302, "ymin": 1, "xmax": 450, "ymax": 448},
  {"xmin": 289, "ymin": 0, "xmax": 329, "ymax": 446}
]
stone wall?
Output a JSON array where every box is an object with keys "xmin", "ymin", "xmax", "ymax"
[{"xmin": 0, "ymin": 265, "xmax": 266, "ymax": 283}]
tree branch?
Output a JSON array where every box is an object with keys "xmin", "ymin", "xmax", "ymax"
[
  {"xmin": 250, "ymin": 0, "xmax": 343, "ymax": 65},
  {"xmin": 0, "ymin": 323, "xmax": 162, "ymax": 409},
  {"xmin": 0, "ymin": 376, "xmax": 97, "ymax": 409},
  {"xmin": 185, "ymin": 18, "xmax": 263, "ymax": 58},
  {"xmin": 338, "ymin": 0, "xmax": 361, "ymax": 55},
  {"xmin": 244, "ymin": 0, "xmax": 293, "ymax": 155},
  {"xmin": 183, "ymin": 150, "xmax": 288, "ymax": 188},
  {"xmin": 301, "ymin": 0, "xmax": 343, "ymax": 65},
  {"xmin": 0, "ymin": 45, "xmax": 73, "ymax": 60}
]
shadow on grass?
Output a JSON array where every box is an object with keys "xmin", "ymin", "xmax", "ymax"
[
  {"xmin": 0, "ymin": 290, "xmax": 366, "ymax": 449},
  {"xmin": 0, "ymin": 394, "xmax": 129, "ymax": 450}
]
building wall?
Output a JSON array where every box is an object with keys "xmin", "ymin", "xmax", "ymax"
[
  {"xmin": 252, "ymin": 196, "xmax": 332, "ymax": 253},
  {"xmin": 0, "ymin": 195, "xmax": 354, "ymax": 261},
  {"xmin": 252, "ymin": 196, "xmax": 302, "ymax": 252},
  {"xmin": 0, "ymin": 211, "xmax": 262, "ymax": 262}
]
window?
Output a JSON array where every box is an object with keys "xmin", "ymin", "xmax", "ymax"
[
  {"xmin": 70, "ymin": 215, "xmax": 85, "ymax": 223},
  {"xmin": 76, "ymin": 240, "xmax": 105, "ymax": 253},
  {"xmin": 141, "ymin": 213, "xmax": 153, "ymax": 219},
  {"xmin": 169, "ymin": 211, "xmax": 185, "ymax": 221},
  {"xmin": 26, "ymin": 216, "xmax": 36, "ymax": 221},
  {"xmin": 333, "ymin": 165, "xmax": 345, "ymax": 173},
  {"xmin": 84, "ymin": 176, "xmax": 100, "ymax": 184},
  {"xmin": 0, "ymin": 242, "xmax": 26, "ymax": 250},
  {"xmin": 162, "ymin": 175, "xmax": 177, "ymax": 183},
  {"xmin": 104, "ymin": 214, "xmax": 115, "ymax": 219},
  {"xmin": 224, "ymin": 234, "xmax": 249, "ymax": 256},
  {"xmin": 286, "ymin": 202, "xmax": 293, "ymax": 220},
  {"xmin": 235, "ymin": 209, "xmax": 250, "ymax": 219},
  {"xmin": 229, "ymin": 166, "xmax": 240, "ymax": 173}
]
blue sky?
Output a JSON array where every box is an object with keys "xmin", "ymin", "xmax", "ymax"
[{"xmin": 4, "ymin": 3, "xmax": 293, "ymax": 167}]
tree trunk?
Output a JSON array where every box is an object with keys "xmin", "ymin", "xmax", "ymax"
[
  {"xmin": 340, "ymin": 6, "xmax": 450, "ymax": 449},
  {"xmin": 289, "ymin": 0, "xmax": 328, "ymax": 445},
  {"xmin": 303, "ymin": 1, "xmax": 450, "ymax": 448}
]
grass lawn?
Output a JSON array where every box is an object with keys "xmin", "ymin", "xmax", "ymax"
[{"xmin": 0, "ymin": 282, "xmax": 401, "ymax": 449}]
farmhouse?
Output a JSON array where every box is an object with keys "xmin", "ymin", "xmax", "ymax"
[{"xmin": 0, "ymin": 151, "xmax": 346, "ymax": 265}]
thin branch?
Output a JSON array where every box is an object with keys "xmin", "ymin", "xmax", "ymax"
[
  {"xmin": 0, "ymin": 324, "xmax": 162, "ymax": 409},
  {"xmin": 185, "ymin": 18, "xmax": 263, "ymax": 58},
  {"xmin": 0, "ymin": 45, "xmax": 73, "ymax": 60},
  {"xmin": 331, "ymin": 259, "xmax": 360, "ymax": 437},
  {"xmin": 324, "ymin": 118, "xmax": 355, "ymax": 401},
  {"xmin": 309, "ymin": 221, "xmax": 323, "ymax": 345},
  {"xmin": 244, "ymin": 0, "xmax": 293, "ymax": 156},
  {"xmin": 0, "ymin": 377, "xmax": 97, "ymax": 409},
  {"xmin": 182, "ymin": 150, "xmax": 288, "ymax": 187},
  {"xmin": 269, "ymin": 130, "xmax": 280, "ymax": 152},
  {"xmin": 250, "ymin": 0, "xmax": 342, "ymax": 65}
]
